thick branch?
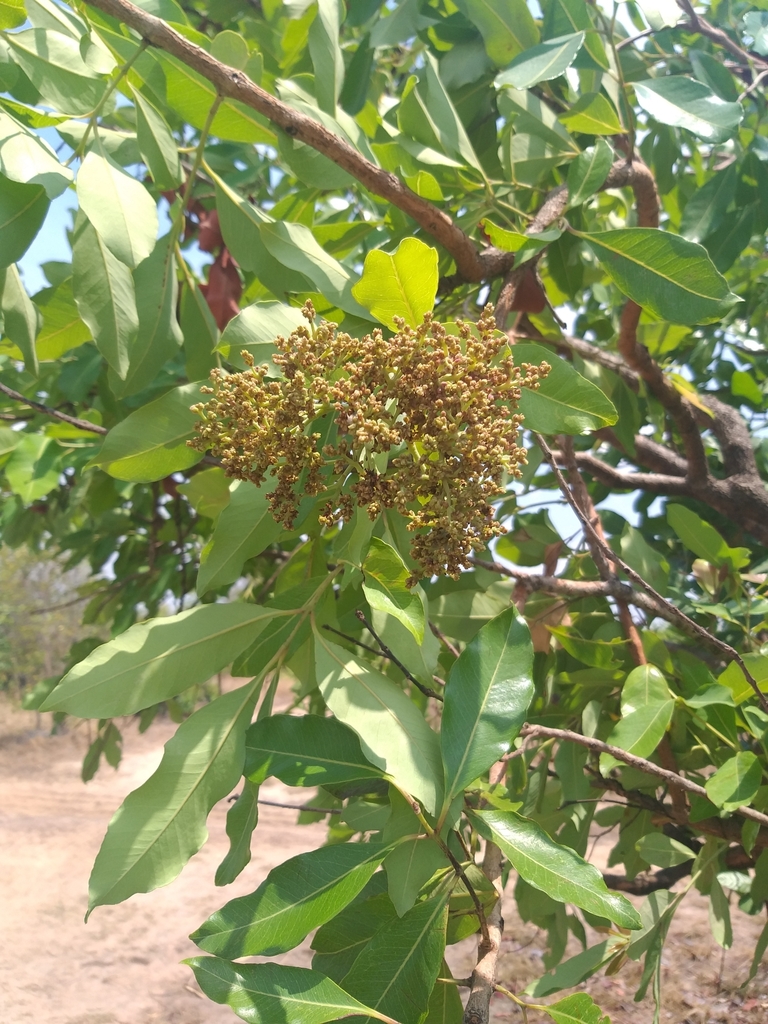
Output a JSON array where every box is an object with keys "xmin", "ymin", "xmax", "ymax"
[
  {"xmin": 556, "ymin": 450, "xmax": 692, "ymax": 495},
  {"xmin": 0, "ymin": 380, "xmax": 107, "ymax": 435},
  {"xmin": 82, "ymin": 0, "xmax": 510, "ymax": 284},
  {"xmin": 522, "ymin": 724, "xmax": 768, "ymax": 829}
]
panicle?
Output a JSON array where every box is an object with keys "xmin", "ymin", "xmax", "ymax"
[{"xmin": 188, "ymin": 302, "xmax": 549, "ymax": 585}]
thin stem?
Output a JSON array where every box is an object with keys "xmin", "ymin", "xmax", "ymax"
[
  {"xmin": 175, "ymin": 96, "xmax": 223, "ymax": 231},
  {"xmin": 355, "ymin": 610, "xmax": 444, "ymax": 701},
  {"xmin": 0, "ymin": 380, "xmax": 107, "ymax": 435}
]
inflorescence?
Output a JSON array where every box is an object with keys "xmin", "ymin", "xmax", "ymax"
[{"xmin": 189, "ymin": 302, "xmax": 549, "ymax": 585}]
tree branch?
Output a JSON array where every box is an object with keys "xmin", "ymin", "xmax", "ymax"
[
  {"xmin": 521, "ymin": 723, "xmax": 768, "ymax": 829},
  {"xmin": 82, "ymin": 0, "xmax": 511, "ymax": 285},
  {"xmin": 677, "ymin": 0, "xmax": 768, "ymax": 70},
  {"xmin": 0, "ymin": 380, "xmax": 107, "ymax": 435}
]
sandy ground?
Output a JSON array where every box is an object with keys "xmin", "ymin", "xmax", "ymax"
[{"xmin": 1, "ymin": 696, "xmax": 767, "ymax": 1024}]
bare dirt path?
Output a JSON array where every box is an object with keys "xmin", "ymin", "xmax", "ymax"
[{"xmin": 1, "ymin": 696, "xmax": 768, "ymax": 1024}]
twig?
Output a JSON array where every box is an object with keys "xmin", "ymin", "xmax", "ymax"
[
  {"xmin": 521, "ymin": 723, "xmax": 768, "ymax": 829},
  {"xmin": 534, "ymin": 433, "xmax": 768, "ymax": 715},
  {"xmin": 429, "ymin": 620, "xmax": 460, "ymax": 659},
  {"xmin": 0, "ymin": 380, "xmax": 107, "ymax": 435},
  {"xmin": 256, "ymin": 798, "xmax": 341, "ymax": 814},
  {"xmin": 355, "ymin": 610, "xmax": 444, "ymax": 701}
]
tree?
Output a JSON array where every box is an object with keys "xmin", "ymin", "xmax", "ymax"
[{"xmin": 2, "ymin": 0, "xmax": 768, "ymax": 1018}]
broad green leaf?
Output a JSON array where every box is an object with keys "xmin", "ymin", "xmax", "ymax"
[
  {"xmin": 424, "ymin": 963, "xmax": 463, "ymax": 1024},
  {"xmin": 690, "ymin": 49, "xmax": 739, "ymax": 101},
  {"xmin": 0, "ymin": 175, "xmax": 48, "ymax": 270},
  {"xmin": 197, "ymin": 480, "xmax": 283, "ymax": 595},
  {"xmin": 342, "ymin": 891, "xmax": 449, "ymax": 1024},
  {"xmin": 705, "ymin": 752, "xmax": 762, "ymax": 811},
  {"xmin": 732, "ymin": 369, "xmax": 763, "ymax": 405},
  {"xmin": 308, "ymin": 0, "xmax": 344, "ymax": 114},
  {"xmin": 217, "ymin": 300, "xmax": 305, "ymax": 371},
  {"xmin": 180, "ymin": 276, "xmax": 219, "ymax": 381},
  {"xmin": 0, "ymin": 425, "xmax": 20, "ymax": 456},
  {"xmin": 635, "ymin": 833, "xmax": 695, "ymax": 867},
  {"xmin": 469, "ymin": 810, "xmax": 641, "ymax": 929},
  {"xmin": 210, "ymin": 29, "xmax": 248, "ymax": 69},
  {"xmin": 429, "ymin": 584, "xmax": 509, "ymax": 642},
  {"xmin": 0, "ymin": 109, "xmax": 72, "ymax": 197},
  {"xmin": 718, "ymin": 654, "xmax": 768, "ymax": 705},
  {"xmin": 33, "ymin": 278, "xmax": 91, "ymax": 360},
  {"xmin": 0, "ymin": 0, "xmax": 25, "ymax": 29},
  {"xmin": 352, "ymin": 237, "xmax": 438, "ymax": 330},
  {"xmin": 72, "ymin": 214, "xmax": 137, "ymax": 379},
  {"xmin": 621, "ymin": 665, "xmax": 671, "ymax": 716},
  {"xmin": 186, "ymin": 959, "xmax": 398, "ymax": 1024},
  {"xmin": 112, "ymin": 233, "xmax": 182, "ymax": 397},
  {"xmin": 680, "ymin": 165, "xmax": 736, "ymax": 242},
  {"xmin": 26, "ymin": 0, "xmax": 88, "ymax": 38},
  {"xmin": 544, "ymin": 993, "xmax": 610, "ymax": 1024},
  {"xmin": 573, "ymin": 227, "xmax": 740, "ymax": 325},
  {"xmin": 87, "ymin": 682, "xmax": 259, "ymax": 913},
  {"xmin": 87, "ymin": 382, "xmax": 206, "ymax": 482},
  {"xmin": 479, "ymin": 221, "xmax": 560, "ymax": 264},
  {"xmin": 744, "ymin": 919, "xmax": 768, "ymax": 985},
  {"xmin": 525, "ymin": 940, "xmax": 621, "ymax": 996},
  {"xmin": 315, "ymin": 631, "xmax": 444, "ymax": 814},
  {"xmin": 441, "ymin": 606, "xmax": 533, "ymax": 810},
  {"xmin": 567, "ymin": 139, "xmax": 614, "ymax": 207},
  {"xmin": 311, "ymin": 883, "xmax": 396, "ymax": 981},
  {"xmin": 233, "ymin": 612, "xmax": 308, "ymax": 679},
  {"xmin": 495, "ymin": 33, "xmax": 584, "ymax": 90},
  {"xmin": 667, "ymin": 504, "xmax": 749, "ymax": 569},
  {"xmin": 512, "ymin": 342, "xmax": 617, "ymax": 433},
  {"xmin": 4, "ymin": 433, "xmax": 59, "ymax": 501},
  {"xmin": 559, "ymin": 93, "xmax": 622, "ymax": 134},
  {"xmin": 2, "ymin": 263, "xmax": 40, "ymax": 374},
  {"xmin": 193, "ymin": 842, "xmax": 390, "ymax": 957},
  {"xmin": 369, "ymin": 0, "xmax": 431, "ymax": 48},
  {"xmin": 384, "ymin": 838, "xmax": 450, "ymax": 917},
  {"xmin": 362, "ymin": 538, "xmax": 425, "ymax": 643},
  {"xmin": 215, "ymin": 778, "xmax": 259, "ymax": 886},
  {"xmin": 133, "ymin": 88, "xmax": 183, "ymax": 191},
  {"xmin": 708, "ymin": 876, "xmax": 733, "ymax": 949},
  {"xmin": 636, "ymin": 0, "xmax": 681, "ymax": 30},
  {"xmin": 41, "ymin": 603, "xmax": 283, "ymax": 717},
  {"xmin": 634, "ymin": 77, "xmax": 743, "ymax": 144},
  {"xmin": 600, "ymin": 700, "xmax": 675, "ymax": 774},
  {"xmin": 455, "ymin": 0, "xmax": 539, "ymax": 66},
  {"xmin": 245, "ymin": 712, "xmax": 383, "ymax": 786},
  {"xmin": 57, "ymin": 118, "xmax": 140, "ymax": 166},
  {"xmin": 617, "ymin": 522, "xmax": 669, "ymax": 596},
  {"xmin": 178, "ymin": 466, "xmax": 230, "ymax": 520},
  {"xmin": 76, "ymin": 145, "xmax": 158, "ymax": 269},
  {"xmin": 6, "ymin": 28, "xmax": 107, "ymax": 116}
]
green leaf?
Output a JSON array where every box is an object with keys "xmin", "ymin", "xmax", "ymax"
[
  {"xmin": 210, "ymin": 29, "xmax": 249, "ymax": 69},
  {"xmin": 352, "ymin": 237, "xmax": 438, "ymax": 330},
  {"xmin": 0, "ymin": 0, "xmax": 26, "ymax": 29},
  {"xmin": 215, "ymin": 778, "xmax": 259, "ymax": 886},
  {"xmin": 0, "ymin": 175, "xmax": 48, "ymax": 270},
  {"xmin": 567, "ymin": 139, "xmax": 614, "ymax": 207},
  {"xmin": 41, "ymin": 603, "xmax": 283, "ymax": 717},
  {"xmin": 705, "ymin": 752, "xmax": 762, "ymax": 811},
  {"xmin": 512, "ymin": 342, "xmax": 617, "ymax": 433},
  {"xmin": 308, "ymin": 0, "xmax": 344, "ymax": 114},
  {"xmin": 341, "ymin": 891, "xmax": 449, "ymax": 1024},
  {"xmin": 667, "ymin": 504, "xmax": 749, "ymax": 569},
  {"xmin": 744, "ymin": 918, "xmax": 768, "ymax": 986},
  {"xmin": 718, "ymin": 654, "xmax": 768, "ymax": 705},
  {"xmin": 558, "ymin": 92, "xmax": 622, "ymax": 134},
  {"xmin": 178, "ymin": 466, "xmax": 230, "ymax": 520},
  {"xmin": 87, "ymin": 382, "xmax": 206, "ymax": 482},
  {"xmin": 362, "ymin": 537, "xmax": 426, "ymax": 643},
  {"xmin": 731, "ymin": 369, "xmax": 763, "ymax": 406},
  {"xmin": 441, "ymin": 606, "xmax": 533, "ymax": 810},
  {"xmin": 621, "ymin": 665, "xmax": 671, "ymax": 716},
  {"xmin": 315, "ymin": 631, "xmax": 444, "ymax": 814},
  {"xmin": 197, "ymin": 480, "xmax": 283, "ymax": 596},
  {"xmin": 617, "ymin": 522, "xmax": 669, "ymax": 597},
  {"xmin": 133, "ymin": 88, "xmax": 183, "ymax": 191},
  {"xmin": 679, "ymin": 165, "xmax": 737, "ymax": 243},
  {"xmin": 76, "ymin": 145, "xmax": 158, "ymax": 270},
  {"xmin": 87, "ymin": 682, "xmax": 259, "ymax": 913},
  {"xmin": 2, "ymin": 263, "xmax": 40, "ymax": 374},
  {"xmin": 186, "ymin": 959, "xmax": 397, "ymax": 1024},
  {"xmin": 525, "ymin": 940, "xmax": 620, "ymax": 997},
  {"xmin": 111, "ymin": 233, "xmax": 182, "ymax": 398},
  {"xmin": 708, "ymin": 876, "xmax": 733, "ymax": 949},
  {"xmin": 384, "ymin": 838, "xmax": 450, "ymax": 917},
  {"xmin": 33, "ymin": 278, "xmax": 91, "ymax": 361},
  {"xmin": 573, "ymin": 227, "xmax": 740, "ymax": 325},
  {"xmin": 193, "ymin": 842, "xmax": 390, "ymax": 958},
  {"xmin": 635, "ymin": 833, "xmax": 695, "ymax": 867},
  {"xmin": 6, "ymin": 28, "xmax": 107, "ymax": 116},
  {"xmin": 4, "ymin": 433, "xmax": 59, "ymax": 501},
  {"xmin": 424, "ymin": 963, "xmax": 463, "ymax": 1024},
  {"xmin": 311, "ymin": 883, "xmax": 396, "ymax": 981},
  {"xmin": 217, "ymin": 300, "xmax": 305, "ymax": 371},
  {"xmin": 495, "ymin": 33, "xmax": 584, "ymax": 90},
  {"xmin": 245, "ymin": 712, "xmax": 383, "ymax": 787},
  {"xmin": 543, "ymin": 993, "xmax": 610, "ymax": 1024},
  {"xmin": 634, "ymin": 77, "xmax": 743, "ymax": 144},
  {"xmin": 600, "ymin": 700, "xmax": 675, "ymax": 774},
  {"xmin": 0, "ymin": 108, "xmax": 72, "ymax": 197},
  {"xmin": 468, "ymin": 809, "xmax": 641, "ymax": 929},
  {"xmin": 180, "ymin": 276, "xmax": 219, "ymax": 381},
  {"xmin": 455, "ymin": 0, "xmax": 539, "ymax": 66}
]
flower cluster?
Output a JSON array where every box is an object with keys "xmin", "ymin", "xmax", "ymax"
[{"xmin": 189, "ymin": 303, "xmax": 549, "ymax": 584}]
